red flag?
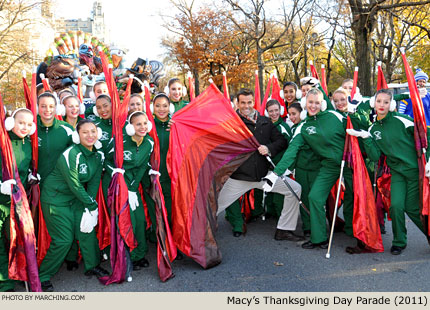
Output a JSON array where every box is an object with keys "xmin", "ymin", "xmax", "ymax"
[
  {"xmin": 96, "ymin": 180, "xmax": 110, "ymax": 250},
  {"xmin": 260, "ymin": 75, "xmax": 273, "ymax": 115},
  {"xmin": 188, "ymin": 72, "xmax": 195, "ymax": 102},
  {"xmin": 309, "ymin": 60, "xmax": 320, "ymax": 80},
  {"xmin": 23, "ymin": 68, "xmax": 51, "ymax": 266},
  {"xmin": 271, "ymin": 74, "xmax": 288, "ymax": 118},
  {"xmin": 222, "ymin": 72, "xmax": 230, "ymax": 101},
  {"xmin": 254, "ymin": 70, "xmax": 261, "ymax": 111},
  {"xmin": 0, "ymin": 92, "xmax": 41, "ymax": 291},
  {"xmin": 346, "ymin": 117, "xmax": 384, "ymax": 252},
  {"xmin": 350, "ymin": 67, "xmax": 359, "ymax": 99},
  {"xmin": 376, "ymin": 62, "xmax": 388, "ymax": 91},
  {"xmin": 98, "ymin": 51, "xmax": 137, "ymax": 285},
  {"xmin": 400, "ymin": 49, "xmax": 430, "ymax": 233},
  {"xmin": 143, "ymin": 81, "xmax": 176, "ymax": 282},
  {"xmin": 168, "ymin": 82, "xmax": 260, "ymax": 268},
  {"xmin": 320, "ymin": 64, "xmax": 328, "ymax": 96}
]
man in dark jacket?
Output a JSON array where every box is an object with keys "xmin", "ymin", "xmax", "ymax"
[{"xmin": 217, "ymin": 89, "xmax": 303, "ymax": 240}]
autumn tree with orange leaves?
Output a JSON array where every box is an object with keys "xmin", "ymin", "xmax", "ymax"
[{"xmin": 162, "ymin": 0, "xmax": 256, "ymax": 96}]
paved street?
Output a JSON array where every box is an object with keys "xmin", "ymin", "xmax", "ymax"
[{"xmin": 17, "ymin": 212, "xmax": 430, "ymax": 292}]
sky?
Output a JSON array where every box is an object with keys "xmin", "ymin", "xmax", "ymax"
[{"xmin": 54, "ymin": 0, "xmax": 174, "ymax": 65}]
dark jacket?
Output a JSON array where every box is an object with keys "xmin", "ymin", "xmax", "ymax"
[{"xmin": 230, "ymin": 111, "xmax": 288, "ymax": 182}]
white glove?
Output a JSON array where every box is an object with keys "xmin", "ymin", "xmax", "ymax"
[
  {"xmin": 425, "ymin": 161, "xmax": 430, "ymax": 178},
  {"xmin": 282, "ymin": 169, "xmax": 293, "ymax": 177},
  {"xmin": 262, "ymin": 171, "xmax": 278, "ymax": 192},
  {"xmin": 346, "ymin": 129, "xmax": 372, "ymax": 139},
  {"xmin": 347, "ymin": 103, "xmax": 356, "ymax": 113},
  {"xmin": 419, "ymin": 87, "xmax": 428, "ymax": 98},
  {"xmin": 27, "ymin": 170, "xmax": 41, "ymax": 183},
  {"xmin": 148, "ymin": 169, "xmax": 161, "ymax": 176},
  {"xmin": 352, "ymin": 91, "xmax": 363, "ymax": 103},
  {"xmin": 128, "ymin": 191, "xmax": 139, "ymax": 211},
  {"xmin": 0, "ymin": 179, "xmax": 16, "ymax": 196},
  {"xmin": 111, "ymin": 167, "xmax": 125, "ymax": 177},
  {"xmin": 80, "ymin": 208, "xmax": 98, "ymax": 233}
]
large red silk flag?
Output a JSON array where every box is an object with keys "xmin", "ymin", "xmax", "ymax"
[
  {"xmin": 271, "ymin": 75, "xmax": 288, "ymax": 118},
  {"xmin": 254, "ymin": 70, "xmax": 261, "ymax": 111},
  {"xmin": 222, "ymin": 72, "xmax": 229, "ymax": 101},
  {"xmin": 310, "ymin": 61, "xmax": 320, "ymax": 80},
  {"xmin": 320, "ymin": 64, "xmax": 328, "ymax": 96},
  {"xmin": 350, "ymin": 67, "xmax": 359, "ymax": 100},
  {"xmin": 143, "ymin": 81, "xmax": 176, "ymax": 282},
  {"xmin": 346, "ymin": 117, "xmax": 384, "ymax": 252},
  {"xmin": 168, "ymin": 83, "xmax": 259, "ymax": 268},
  {"xmin": 376, "ymin": 62, "xmax": 388, "ymax": 91},
  {"xmin": 0, "ymin": 93, "xmax": 41, "ymax": 291},
  {"xmin": 401, "ymin": 49, "xmax": 430, "ymax": 233},
  {"xmin": 259, "ymin": 75, "xmax": 273, "ymax": 115}
]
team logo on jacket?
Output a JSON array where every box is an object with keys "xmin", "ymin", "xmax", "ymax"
[
  {"xmin": 87, "ymin": 115, "xmax": 96, "ymax": 121},
  {"xmin": 100, "ymin": 131, "xmax": 109, "ymax": 141},
  {"xmin": 38, "ymin": 137, "xmax": 42, "ymax": 146},
  {"xmin": 306, "ymin": 126, "xmax": 317, "ymax": 135},
  {"xmin": 123, "ymin": 150, "xmax": 132, "ymax": 161},
  {"xmin": 373, "ymin": 131, "xmax": 382, "ymax": 140},
  {"xmin": 79, "ymin": 163, "xmax": 88, "ymax": 174}
]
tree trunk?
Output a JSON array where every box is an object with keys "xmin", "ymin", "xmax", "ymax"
[
  {"xmin": 193, "ymin": 68, "xmax": 200, "ymax": 96},
  {"xmin": 257, "ymin": 45, "xmax": 265, "ymax": 100}
]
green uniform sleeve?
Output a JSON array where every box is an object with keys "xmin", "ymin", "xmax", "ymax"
[
  {"xmin": 86, "ymin": 152, "xmax": 103, "ymax": 201},
  {"xmin": 274, "ymin": 124, "xmax": 306, "ymax": 175},
  {"xmin": 57, "ymin": 149, "xmax": 98, "ymax": 210},
  {"xmin": 362, "ymin": 137, "xmax": 382, "ymax": 162}
]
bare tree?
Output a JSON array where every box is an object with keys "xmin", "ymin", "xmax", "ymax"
[{"xmin": 221, "ymin": 0, "xmax": 315, "ymax": 98}]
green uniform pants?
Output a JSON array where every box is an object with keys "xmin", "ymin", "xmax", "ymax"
[
  {"xmin": 390, "ymin": 171, "xmax": 424, "ymax": 247},
  {"xmin": 294, "ymin": 168, "xmax": 319, "ymax": 232},
  {"xmin": 225, "ymin": 189, "xmax": 264, "ymax": 233},
  {"xmin": 308, "ymin": 165, "xmax": 353, "ymax": 244},
  {"xmin": 0, "ymin": 204, "xmax": 14, "ymax": 291},
  {"xmin": 130, "ymin": 194, "xmax": 148, "ymax": 262},
  {"xmin": 39, "ymin": 202, "xmax": 100, "ymax": 282}
]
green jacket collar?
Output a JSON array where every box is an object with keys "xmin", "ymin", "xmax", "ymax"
[
  {"xmin": 37, "ymin": 115, "xmax": 60, "ymax": 129},
  {"xmin": 376, "ymin": 111, "xmax": 393, "ymax": 124}
]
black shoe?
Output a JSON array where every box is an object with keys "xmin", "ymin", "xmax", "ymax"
[
  {"xmin": 132, "ymin": 257, "xmax": 149, "ymax": 271},
  {"xmin": 274, "ymin": 229, "xmax": 305, "ymax": 241},
  {"xmin": 390, "ymin": 245, "xmax": 406, "ymax": 255},
  {"xmin": 233, "ymin": 231, "xmax": 242, "ymax": 237},
  {"xmin": 303, "ymin": 230, "xmax": 311, "ymax": 238},
  {"xmin": 301, "ymin": 240, "xmax": 329, "ymax": 249},
  {"xmin": 41, "ymin": 280, "xmax": 54, "ymax": 292},
  {"xmin": 176, "ymin": 251, "xmax": 184, "ymax": 260},
  {"xmin": 65, "ymin": 260, "xmax": 79, "ymax": 271},
  {"xmin": 85, "ymin": 265, "xmax": 109, "ymax": 278}
]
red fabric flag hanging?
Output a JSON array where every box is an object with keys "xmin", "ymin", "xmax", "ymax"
[
  {"xmin": 96, "ymin": 180, "xmax": 110, "ymax": 250},
  {"xmin": 309, "ymin": 60, "xmax": 320, "ymax": 80},
  {"xmin": 350, "ymin": 67, "xmax": 359, "ymax": 100},
  {"xmin": 260, "ymin": 74, "xmax": 273, "ymax": 115},
  {"xmin": 98, "ymin": 50, "xmax": 137, "ymax": 285},
  {"xmin": 376, "ymin": 62, "xmax": 388, "ymax": 91},
  {"xmin": 0, "ymin": 92, "xmax": 42, "ymax": 291},
  {"xmin": 345, "ymin": 117, "xmax": 384, "ymax": 252},
  {"xmin": 168, "ymin": 82, "xmax": 260, "ymax": 268},
  {"xmin": 188, "ymin": 72, "xmax": 195, "ymax": 102},
  {"xmin": 271, "ymin": 74, "xmax": 288, "ymax": 118},
  {"xmin": 222, "ymin": 72, "xmax": 230, "ymax": 101},
  {"xmin": 320, "ymin": 64, "xmax": 328, "ymax": 96},
  {"xmin": 400, "ymin": 48, "xmax": 430, "ymax": 233},
  {"xmin": 143, "ymin": 81, "xmax": 176, "ymax": 282},
  {"xmin": 254, "ymin": 70, "xmax": 261, "ymax": 111},
  {"xmin": 23, "ymin": 68, "xmax": 51, "ymax": 266}
]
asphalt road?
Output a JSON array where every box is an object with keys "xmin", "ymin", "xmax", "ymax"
[{"xmin": 16, "ymin": 212, "xmax": 430, "ymax": 292}]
